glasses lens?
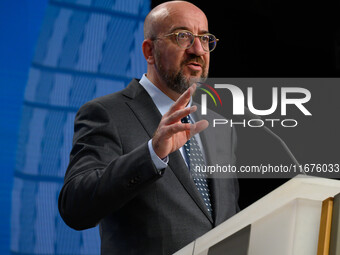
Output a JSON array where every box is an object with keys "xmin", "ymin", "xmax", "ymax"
[
  {"xmin": 176, "ymin": 31, "xmax": 194, "ymax": 49},
  {"xmin": 207, "ymin": 34, "xmax": 217, "ymax": 52},
  {"xmin": 200, "ymin": 34, "xmax": 210, "ymax": 51}
]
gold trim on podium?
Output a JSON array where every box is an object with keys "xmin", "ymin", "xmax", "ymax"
[{"xmin": 318, "ymin": 197, "xmax": 334, "ymax": 255}]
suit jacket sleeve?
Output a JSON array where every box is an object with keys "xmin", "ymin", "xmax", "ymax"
[{"xmin": 58, "ymin": 100, "xmax": 163, "ymax": 230}]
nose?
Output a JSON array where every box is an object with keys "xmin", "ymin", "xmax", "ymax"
[{"xmin": 186, "ymin": 37, "xmax": 206, "ymax": 56}]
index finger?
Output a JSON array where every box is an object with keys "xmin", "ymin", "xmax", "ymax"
[{"xmin": 168, "ymin": 83, "xmax": 197, "ymax": 115}]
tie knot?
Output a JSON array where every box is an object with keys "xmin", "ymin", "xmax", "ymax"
[{"xmin": 181, "ymin": 115, "xmax": 191, "ymax": 124}]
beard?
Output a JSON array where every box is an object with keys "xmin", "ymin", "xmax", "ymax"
[{"xmin": 154, "ymin": 49, "xmax": 208, "ymax": 94}]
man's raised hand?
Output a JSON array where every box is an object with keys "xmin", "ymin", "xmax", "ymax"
[{"xmin": 152, "ymin": 84, "xmax": 209, "ymax": 159}]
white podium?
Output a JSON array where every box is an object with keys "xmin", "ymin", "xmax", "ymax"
[{"xmin": 174, "ymin": 175, "xmax": 340, "ymax": 255}]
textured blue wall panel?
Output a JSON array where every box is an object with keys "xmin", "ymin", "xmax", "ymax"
[
  {"xmin": 0, "ymin": 1, "xmax": 49, "ymax": 254},
  {"xmin": 9, "ymin": 0, "xmax": 150, "ymax": 254}
]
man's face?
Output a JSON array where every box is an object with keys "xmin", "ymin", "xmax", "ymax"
[{"xmin": 153, "ymin": 6, "xmax": 210, "ymax": 94}]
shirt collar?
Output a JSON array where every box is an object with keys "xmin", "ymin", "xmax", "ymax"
[{"xmin": 139, "ymin": 74, "xmax": 192, "ymax": 116}]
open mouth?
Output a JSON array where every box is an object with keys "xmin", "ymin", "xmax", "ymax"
[{"xmin": 187, "ymin": 62, "xmax": 202, "ymax": 71}]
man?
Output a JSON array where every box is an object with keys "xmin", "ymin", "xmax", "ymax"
[{"xmin": 58, "ymin": 1, "xmax": 239, "ymax": 254}]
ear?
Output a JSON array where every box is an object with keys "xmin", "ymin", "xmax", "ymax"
[{"xmin": 142, "ymin": 39, "xmax": 155, "ymax": 64}]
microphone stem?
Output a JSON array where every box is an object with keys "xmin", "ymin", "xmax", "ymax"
[{"xmin": 262, "ymin": 126, "xmax": 306, "ymax": 175}]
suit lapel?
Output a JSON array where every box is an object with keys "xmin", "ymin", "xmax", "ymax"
[
  {"xmin": 167, "ymin": 152, "xmax": 214, "ymax": 223},
  {"xmin": 123, "ymin": 80, "xmax": 213, "ymax": 224},
  {"xmin": 123, "ymin": 80, "xmax": 161, "ymax": 138}
]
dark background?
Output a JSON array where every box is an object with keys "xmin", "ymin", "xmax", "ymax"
[{"xmin": 153, "ymin": 0, "xmax": 340, "ymax": 210}]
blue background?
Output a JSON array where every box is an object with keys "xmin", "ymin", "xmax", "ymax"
[
  {"xmin": 0, "ymin": 1, "xmax": 49, "ymax": 253},
  {"xmin": 1, "ymin": 0, "xmax": 149, "ymax": 254}
]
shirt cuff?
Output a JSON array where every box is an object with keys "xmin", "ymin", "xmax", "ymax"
[{"xmin": 148, "ymin": 139, "xmax": 168, "ymax": 170}]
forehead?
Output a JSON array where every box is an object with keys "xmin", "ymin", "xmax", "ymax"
[{"xmin": 164, "ymin": 5, "xmax": 209, "ymax": 34}]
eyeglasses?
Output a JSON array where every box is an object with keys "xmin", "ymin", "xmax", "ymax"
[{"xmin": 160, "ymin": 30, "xmax": 219, "ymax": 52}]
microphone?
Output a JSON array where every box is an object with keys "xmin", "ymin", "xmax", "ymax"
[{"xmin": 240, "ymin": 107, "xmax": 306, "ymax": 175}]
